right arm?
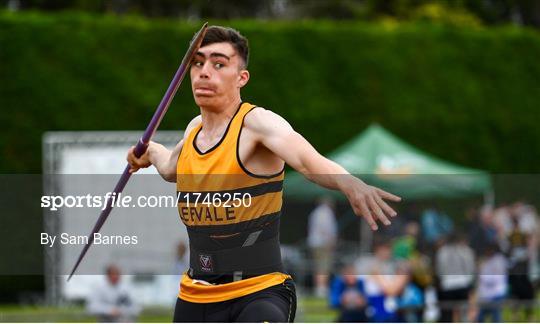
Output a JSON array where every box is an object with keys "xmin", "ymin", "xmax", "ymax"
[{"xmin": 127, "ymin": 115, "xmax": 201, "ymax": 182}]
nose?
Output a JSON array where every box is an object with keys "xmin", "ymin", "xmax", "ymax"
[{"xmin": 198, "ymin": 61, "xmax": 211, "ymax": 79}]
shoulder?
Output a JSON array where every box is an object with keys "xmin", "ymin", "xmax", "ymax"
[
  {"xmin": 243, "ymin": 107, "xmax": 292, "ymax": 135},
  {"xmin": 187, "ymin": 114, "xmax": 202, "ymax": 129},
  {"xmin": 183, "ymin": 115, "xmax": 202, "ymax": 139}
]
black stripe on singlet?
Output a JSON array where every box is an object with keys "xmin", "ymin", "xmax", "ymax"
[
  {"xmin": 176, "ymin": 180, "xmax": 283, "ymax": 203},
  {"xmin": 186, "ymin": 211, "xmax": 281, "ymax": 235}
]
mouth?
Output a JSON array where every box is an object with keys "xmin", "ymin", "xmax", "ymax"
[{"xmin": 194, "ymin": 85, "xmax": 216, "ymax": 96}]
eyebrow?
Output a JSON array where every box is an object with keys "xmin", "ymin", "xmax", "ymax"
[{"xmin": 195, "ymin": 51, "xmax": 231, "ymax": 61}]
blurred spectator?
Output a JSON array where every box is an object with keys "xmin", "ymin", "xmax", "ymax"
[
  {"xmin": 511, "ymin": 201, "xmax": 539, "ymax": 282},
  {"xmin": 329, "ymin": 264, "xmax": 368, "ymax": 322},
  {"xmin": 307, "ymin": 196, "xmax": 338, "ymax": 297},
  {"xmin": 506, "ymin": 210, "xmax": 535, "ymax": 321},
  {"xmin": 468, "ymin": 205, "xmax": 503, "ymax": 256},
  {"xmin": 473, "ymin": 244, "xmax": 508, "ymax": 323},
  {"xmin": 396, "ymin": 262, "xmax": 424, "ymax": 323},
  {"xmin": 165, "ymin": 240, "xmax": 190, "ymax": 299},
  {"xmin": 363, "ymin": 240, "xmax": 408, "ymax": 322},
  {"xmin": 392, "ymin": 221, "xmax": 420, "ymax": 260},
  {"xmin": 435, "ymin": 233, "xmax": 475, "ymax": 322},
  {"xmin": 493, "ymin": 205, "xmax": 513, "ymax": 239},
  {"xmin": 409, "ymin": 249, "xmax": 436, "ymax": 322},
  {"xmin": 512, "ymin": 201, "xmax": 539, "ymax": 235},
  {"xmin": 421, "ymin": 208, "xmax": 453, "ymax": 245},
  {"xmin": 409, "ymin": 252, "xmax": 434, "ymax": 292},
  {"xmin": 174, "ymin": 241, "xmax": 189, "ymax": 275},
  {"xmin": 392, "ymin": 220, "xmax": 433, "ymax": 283},
  {"xmin": 87, "ymin": 264, "xmax": 141, "ymax": 322}
]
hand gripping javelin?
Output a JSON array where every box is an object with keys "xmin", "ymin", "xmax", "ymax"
[{"xmin": 67, "ymin": 22, "xmax": 208, "ymax": 281}]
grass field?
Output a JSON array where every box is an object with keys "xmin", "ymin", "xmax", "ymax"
[
  {"xmin": 1, "ymin": 296, "xmax": 538, "ymax": 322},
  {"xmin": 0, "ymin": 297, "xmax": 337, "ymax": 322}
]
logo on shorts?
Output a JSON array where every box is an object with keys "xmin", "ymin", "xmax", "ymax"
[{"xmin": 199, "ymin": 254, "xmax": 213, "ymax": 272}]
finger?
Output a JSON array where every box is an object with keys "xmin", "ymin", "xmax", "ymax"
[
  {"xmin": 374, "ymin": 194, "xmax": 398, "ymax": 217},
  {"xmin": 375, "ymin": 188, "xmax": 401, "ymax": 202},
  {"xmin": 368, "ymin": 195, "xmax": 391, "ymax": 226},
  {"xmin": 358, "ymin": 200, "xmax": 378, "ymax": 231},
  {"xmin": 127, "ymin": 160, "xmax": 140, "ymax": 170},
  {"xmin": 127, "ymin": 147, "xmax": 136, "ymax": 164},
  {"xmin": 127, "ymin": 152, "xmax": 143, "ymax": 168}
]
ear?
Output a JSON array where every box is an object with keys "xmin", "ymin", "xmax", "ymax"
[{"xmin": 237, "ymin": 69, "xmax": 250, "ymax": 88}]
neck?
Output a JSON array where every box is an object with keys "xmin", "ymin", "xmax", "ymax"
[{"xmin": 199, "ymin": 96, "xmax": 242, "ymax": 136}]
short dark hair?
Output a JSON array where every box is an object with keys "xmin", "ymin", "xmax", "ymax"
[
  {"xmin": 200, "ymin": 26, "xmax": 249, "ymax": 68},
  {"xmin": 373, "ymin": 236, "xmax": 391, "ymax": 250},
  {"xmin": 106, "ymin": 264, "xmax": 120, "ymax": 275}
]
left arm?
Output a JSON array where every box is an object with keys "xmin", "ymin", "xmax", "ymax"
[{"xmin": 244, "ymin": 108, "xmax": 401, "ymax": 230}]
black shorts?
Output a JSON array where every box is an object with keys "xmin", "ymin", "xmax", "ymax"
[
  {"xmin": 509, "ymin": 275, "xmax": 534, "ymax": 300},
  {"xmin": 438, "ymin": 286, "xmax": 471, "ymax": 301},
  {"xmin": 173, "ymin": 279, "xmax": 296, "ymax": 322}
]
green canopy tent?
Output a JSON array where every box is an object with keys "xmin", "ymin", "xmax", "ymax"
[{"xmin": 285, "ymin": 124, "xmax": 492, "ymax": 201}]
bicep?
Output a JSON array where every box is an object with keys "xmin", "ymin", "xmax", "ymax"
[
  {"xmin": 246, "ymin": 108, "xmax": 342, "ymax": 177},
  {"xmin": 263, "ymin": 130, "xmax": 320, "ymax": 171},
  {"xmin": 253, "ymin": 112, "xmax": 324, "ymax": 172},
  {"xmin": 169, "ymin": 138, "xmax": 184, "ymax": 162}
]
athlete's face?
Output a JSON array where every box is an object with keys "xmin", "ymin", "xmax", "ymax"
[{"xmin": 190, "ymin": 42, "xmax": 249, "ymax": 110}]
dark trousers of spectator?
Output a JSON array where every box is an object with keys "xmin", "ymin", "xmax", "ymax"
[
  {"xmin": 338, "ymin": 308, "xmax": 367, "ymax": 322},
  {"xmin": 478, "ymin": 296, "xmax": 504, "ymax": 323},
  {"xmin": 478, "ymin": 307, "xmax": 502, "ymax": 322},
  {"xmin": 509, "ymin": 274, "xmax": 534, "ymax": 320},
  {"xmin": 509, "ymin": 274, "xmax": 534, "ymax": 299},
  {"xmin": 399, "ymin": 309, "xmax": 423, "ymax": 323},
  {"xmin": 437, "ymin": 287, "xmax": 470, "ymax": 322}
]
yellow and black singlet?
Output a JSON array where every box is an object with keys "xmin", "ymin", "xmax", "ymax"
[{"xmin": 176, "ymin": 102, "xmax": 290, "ymax": 303}]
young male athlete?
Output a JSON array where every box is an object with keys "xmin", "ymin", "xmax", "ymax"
[{"xmin": 127, "ymin": 26, "xmax": 401, "ymax": 322}]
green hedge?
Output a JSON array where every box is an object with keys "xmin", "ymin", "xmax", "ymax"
[{"xmin": 1, "ymin": 11, "xmax": 540, "ymax": 173}]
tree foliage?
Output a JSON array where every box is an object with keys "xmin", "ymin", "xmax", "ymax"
[
  {"xmin": 2, "ymin": 0, "xmax": 540, "ymax": 28},
  {"xmin": 1, "ymin": 12, "xmax": 539, "ymax": 174}
]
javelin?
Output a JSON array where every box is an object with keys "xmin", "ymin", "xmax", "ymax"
[{"xmin": 67, "ymin": 22, "xmax": 208, "ymax": 281}]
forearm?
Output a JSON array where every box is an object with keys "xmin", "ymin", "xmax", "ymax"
[
  {"xmin": 147, "ymin": 142, "xmax": 176, "ymax": 182},
  {"xmin": 298, "ymin": 152, "xmax": 359, "ymax": 195}
]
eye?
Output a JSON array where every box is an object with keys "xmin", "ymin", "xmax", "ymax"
[
  {"xmin": 192, "ymin": 60, "xmax": 203, "ymax": 67},
  {"xmin": 214, "ymin": 62, "xmax": 224, "ymax": 69}
]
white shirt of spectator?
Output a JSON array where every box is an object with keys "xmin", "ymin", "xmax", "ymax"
[
  {"xmin": 307, "ymin": 203, "xmax": 337, "ymax": 248},
  {"xmin": 477, "ymin": 253, "xmax": 508, "ymax": 301},
  {"xmin": 86, "ymin": 276, "xmax": 141, "ymax": 322},
  {"xmin": 436, "ymin": 244, "xmax": 475, "ymax": 291}
]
